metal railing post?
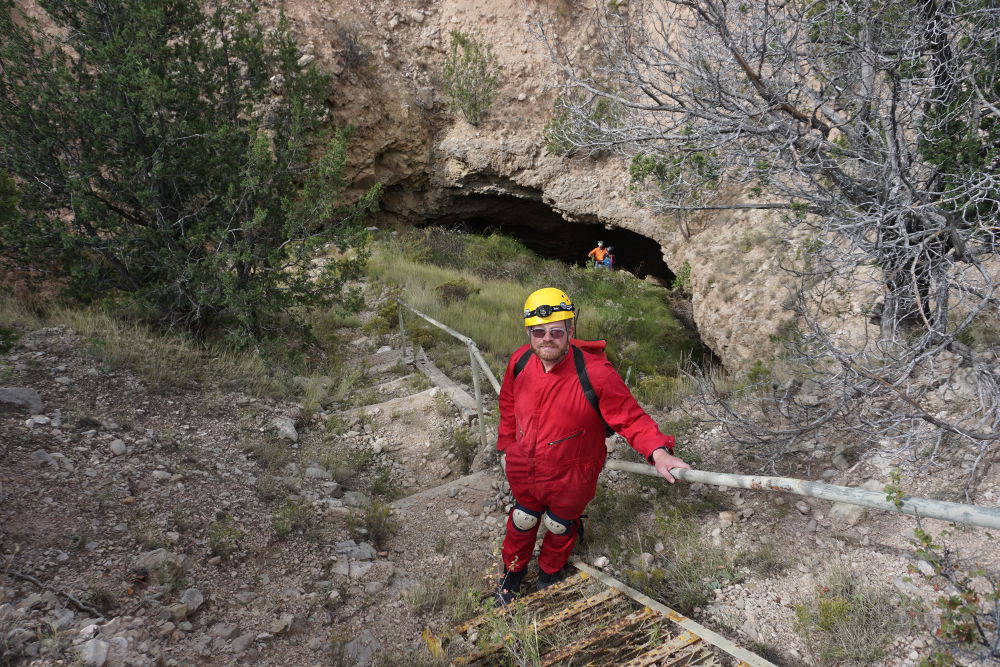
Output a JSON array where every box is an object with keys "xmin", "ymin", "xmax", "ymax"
[
  {"xmin": 395, "ymin": 299, "xmax": 502, "ymax": 393},
  {"xmin": 468, "ymin": 343, "xmax": 487, "ymax": 449},
  {"xmin": 397, "ymin": 301, "xmax": 408, "ymax": 361}
]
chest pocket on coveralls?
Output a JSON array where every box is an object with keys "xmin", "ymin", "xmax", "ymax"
[
  {"xmin": 547, "ymin": 429, "xmax": 583, "ymax": 447},
  {"xmin": 545, "ymin": 429, "xmax": 586, "ymax": 462}
]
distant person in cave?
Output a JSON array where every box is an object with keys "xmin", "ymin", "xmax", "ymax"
[
  {"xmin": 494, "ymin": 287, "xmax": 690, "ymax": 605},
  {"xmin": 587, "ymin": 241, "xmax": 608, "ymax": 268},
  {"xmin": 602, "ymin": 246, "xmax": 615, "ymax": 270}
]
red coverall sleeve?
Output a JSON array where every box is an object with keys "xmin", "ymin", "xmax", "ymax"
[
  {"xmin": 496, "ymin": 351, "xmax": 520, "ymax": 452},
  {"xmin": 590, "ymin": 359, "xmax": 675, "ymax": 460}
]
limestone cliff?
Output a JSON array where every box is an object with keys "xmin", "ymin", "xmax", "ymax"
[{"xmin": 269, "ymin": 0, "xmax": 797, "ymax": 370}]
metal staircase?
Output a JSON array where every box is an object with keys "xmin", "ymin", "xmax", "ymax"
[{"xmin": 425, "ymin": 561, "xmax": 777, "ymax": 667}]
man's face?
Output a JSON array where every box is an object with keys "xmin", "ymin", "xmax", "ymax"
[{"xmin": 527, "ymin": 320, "xmax": 572, "ymax": 364}]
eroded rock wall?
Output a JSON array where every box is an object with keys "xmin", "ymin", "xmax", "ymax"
[{"xmin": 283, "ymin": 0, "xmax": 797, "ymax": 369}]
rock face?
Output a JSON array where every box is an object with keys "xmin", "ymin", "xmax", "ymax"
[{"xmin": 283, "ymin": 0, "xmax": 790, "ymax": 370}]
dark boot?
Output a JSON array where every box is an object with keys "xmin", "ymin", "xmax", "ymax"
[
  {"xmin": 536, "ymin": 566, "xmax": 567, "ymax": 591},
  {"xmin": 495, "ymin": 568, "xmax": 526, "ymax": 607}
]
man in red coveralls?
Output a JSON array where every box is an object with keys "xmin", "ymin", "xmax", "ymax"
[{"xmin": 495, "ymin": 287, "xmax": 690, "ymax": 605}]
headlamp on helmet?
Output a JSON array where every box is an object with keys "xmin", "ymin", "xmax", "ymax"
[
  {"xmin": 523, "ymin": 302, "xmax": 574, "ymax": 320},
  {"xmin": 523, "ymin": 288, "xmax": 576, "ymax": 327}
]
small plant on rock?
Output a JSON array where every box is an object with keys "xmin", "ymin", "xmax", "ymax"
[
  {"xmin": 911, "ymin": 527, "xmax": 1000, "ymax": 665},
  {"xmin": 449, "ymin": 425, "xmax": 478, "ymax": 474},
  {"xmin": 350, "ymin": 500, "xmax": 397, "ymax": 548},
  {"xmin": 443, "ymin": 30, "xmax": 502, "ymax": 126},
  {"xmin": 208, "ymin": 514, "xmax": 244, "ymax": 559},
  {"xmin": 84, "ymin": 585, "xmax": 119, "ymax": 615},
  {"xmin": 272, "ymin": 502, "xmax": 314, "ymax": 540}
]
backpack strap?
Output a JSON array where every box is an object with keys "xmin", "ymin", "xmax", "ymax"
[
  {"xmin": 572, "ymin": 346, "xmax": 614, "ymax": 438},
  {"xmin": 512, "ymin": 348, "xmax": 533, "ymax": 380}
]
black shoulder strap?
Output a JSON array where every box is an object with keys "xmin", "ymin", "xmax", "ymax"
[
  {"xmin": 573, "ymin": 346, "xmax": 614, "ymax": 437},
  {"xmin": 572, "ymin": 347, "xmax": 600, "ymax": 417},
  {"xmin": 512, "ymin": 348, "xmax": 533, "ymax": 379}
]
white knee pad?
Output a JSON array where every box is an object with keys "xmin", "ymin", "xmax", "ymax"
[
  {"xmin": 512, "ymin": 506, "xmax": 540, "ymax": 531},
  {"xmin": 543, "ymin": 510, "xmax": 573, "ymax": 535}
]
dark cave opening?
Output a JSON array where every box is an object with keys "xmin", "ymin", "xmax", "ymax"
[{"xmin": 424, "ymin": 192, "xmax": 675, "ymax": 283}]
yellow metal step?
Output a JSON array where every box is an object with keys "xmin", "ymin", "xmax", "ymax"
[{"xmin": 425, "ymin": 561, "xmax": 777, "ymax": 666}]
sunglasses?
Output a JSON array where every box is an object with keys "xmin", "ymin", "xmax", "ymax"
[{"xmin": 529, "ymin": 327, "xmax": 567, "ymax": 339}]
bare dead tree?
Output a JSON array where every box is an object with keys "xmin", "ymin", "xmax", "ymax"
[{"xmin": 538, "ymin": 0, "xmax": 1000, "ymax": 489}]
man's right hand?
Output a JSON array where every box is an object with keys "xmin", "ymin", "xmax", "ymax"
[{"xmin": 651, "ymin": 447, "xmax": 691, "ymax": 484}]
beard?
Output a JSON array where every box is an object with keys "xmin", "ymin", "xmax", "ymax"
[{"xmin": 532, "ymin": 340, "xmax": 568, "ymax": 363}]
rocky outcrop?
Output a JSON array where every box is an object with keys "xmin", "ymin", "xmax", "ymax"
[{"xmin": 269, "ymin": 0, "xmax": 792, "ymax": 369}]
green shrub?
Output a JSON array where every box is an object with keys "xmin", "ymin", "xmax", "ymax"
[
  {"xmin": 624, "ymin": 504, "xmax": 735, "ymax": 614},
  {"xmin": 954, "ymin": 310, "xmax": 1000, "ymax": 350},
  {"xmin": 911, "ymin": 527, "xmax": 1000, "ymax": 665},
  {"xmin": 245, "ymin": 437, "xmax": 293, "ymax": 471},
  {"xmin": 583, "ymin": 480, "xmax": 651, "ymax": 561},
  {"xmin": 0, "ymin": 4, "xmax": 379, "ymax": 345},
  {"xmin": 209, "ymin": 514, "xmax": 244, "ymax": 559},
  {"xmin": 672, "ymin": 260, "xmax": 692, "ymax": 294},
  {"xmin": 449, "ymin": 425, "xmax": 479, "ymax": 474},
  {"xmin": 273, "ymin": 502, "xmax": 314, "ymax": 540},
  {"xmin": 543, "ymin": 93, "xmax": 624, "ymax": 157},
  {"xmin": 793, "ymin": 567, "xmax": 905, "ymax": 666},
  {"xmin": 406, "ymin": 565, "xmax": 486, "ymax": 622},
  {"xmin": 633, "ymin": 374, "xmax": 689, "ymax": 409},
  {"xmin": 435, "ymin": 279, "xmax": 480, "ymax": 305},
  {"xmin": 406, "ymin": 373, "xmax": 432, "ymax": 392},
  {"xmin": 0, "ymin": 326, "xmax": 19, "ymax": 354},
  {"xmin": 363, "ymin": 299, "xmax": 400, "ymax": 336},
  {"xmin": 350, "ymin": 500, "xmax": 398, "ymax": 548},
  {"xmin": 443, "ymin": 30, "xmax": 502, "ymax": 126},
  {"xmin": 371, "ymin": 468, "xmax": 401, "ymax": 500}
]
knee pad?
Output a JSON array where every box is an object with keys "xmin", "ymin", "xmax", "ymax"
[
  {"xmin": 511, "ymin": 504, "xmax": 542, "ymax": 531},
  {"xmin": 543, "ymin": 510, "xmax": 574, "ymax": 536}
]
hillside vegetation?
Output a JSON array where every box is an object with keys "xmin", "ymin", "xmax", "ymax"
[{"xmin": 366, "ymin": 228, "xmax": 704, "ymax": 406}]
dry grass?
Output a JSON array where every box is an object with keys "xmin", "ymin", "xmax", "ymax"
[
  {"xmin": 0, "ymin": 294, "xmax": 294, "ymax": 397},
  {"xmin": 793, "ymin": 566, "xmax": 907, "ymax": 666}
]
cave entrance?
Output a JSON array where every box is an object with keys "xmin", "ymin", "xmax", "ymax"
[{"xmin": 424, "ymin": 192, "xmax": 674, "ymax": 283}]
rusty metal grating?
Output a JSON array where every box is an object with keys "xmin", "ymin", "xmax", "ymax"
[{"xmin": 424, "ymin": 561, "xmax": 776, "ymax": 666}]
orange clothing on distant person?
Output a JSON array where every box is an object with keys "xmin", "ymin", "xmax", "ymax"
[{"xmin": 587, "ymin": 246, "xmax": 608, "ymax": 263}]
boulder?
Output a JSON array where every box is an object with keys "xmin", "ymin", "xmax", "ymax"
[{"xmin": 0, "ymin": 387, "xmax": 44, "ymax": 414}]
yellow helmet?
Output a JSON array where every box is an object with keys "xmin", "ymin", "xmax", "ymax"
[{"xmin": 523, "ymin": 288, "xmax": 575, "ymax": 327}]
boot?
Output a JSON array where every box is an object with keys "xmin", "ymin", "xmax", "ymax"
[
  {"xmin": 495, "ymin": 568, "xmax": 526, "ymax": 607},
  {"xmin": 536, "ymin": 566, "xmax": 567, "ymax": 591}
]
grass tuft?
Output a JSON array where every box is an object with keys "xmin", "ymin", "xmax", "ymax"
[{"xmin": 793, "ymin": 566, "xmax": 906, "ymax": 666}]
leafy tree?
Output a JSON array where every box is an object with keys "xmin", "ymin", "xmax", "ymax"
[
  {"xmin": 443, "ymin": 30, "xmax": 502, "ymax": 126},
  {"xmin": 0, "ymin": 0, "xmax": 379, "ymax": 345},
  {"xmin": 540, "ymin": 0, "xmax": 1000, "ymax": 481}
]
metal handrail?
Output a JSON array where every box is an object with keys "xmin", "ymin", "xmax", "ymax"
[
  {"xmin": 396, "ymin": 299, "xmax": 501, "ymax": 449},
  {"xmin": 606, "ymin": 460, "xmax": 1000, "ymax": 531}
]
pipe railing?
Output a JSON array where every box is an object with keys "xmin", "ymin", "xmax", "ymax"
[
  {"xmin": 397, "ymin": 299, "xmax": 501, "ymax": 450},
  {"xmin": 393, "ymin": 301, "xmax": 1000, "ymax": 532},
  {"xmin": 606, "ymin": 460, "xmax": 1000, "ymax": 531}
]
